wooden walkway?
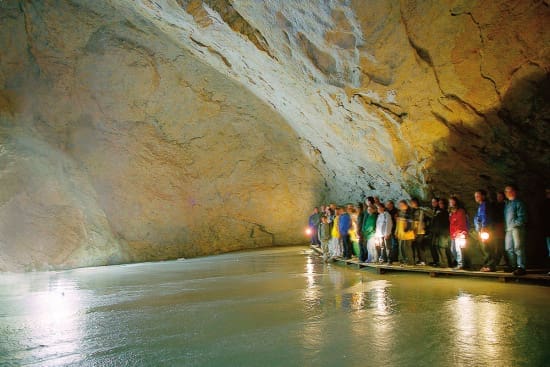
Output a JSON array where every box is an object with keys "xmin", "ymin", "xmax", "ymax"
[{"xmin": 310, "ymin": 246, "xmax": 550, "ymax": 285}]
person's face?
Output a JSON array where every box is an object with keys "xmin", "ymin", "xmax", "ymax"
[
  {"xmin": 474, "ymin": 192, "xmax": 483, "ymax": 204},
  {"xmin": 497, "ymin": 193, "xmax": 505, "ymax": 202},
  {"xmin": 438, "ymin": 200, "xmax": 446, "ymax": 209},
  {"xmin": 313, "ymin": 208, "xmax": 318, "ymax": 214},
  {"xmin": 385, "ymin": 202, "xmax": 394, "ymax": 210},
  {"xmin": 399, "ymin": 202, "xmax": 408, "ymax": 211},
  {"xmin": 432, "ymin": 199, "xmax": 438, "ymax": 208},
  {"xmin": 410, "ymin": 201, "xmax": 418, "ymax": 208},
  {"xmin": 449, "ymin": 199, "xmax": 456, "ymax": 208},
  {"xmin": 504, "ymin": 187, "xmax": 516, "ymax": 200},
  {"xmin": 367, "ymin": 207, "xmax": 375, "ymax": 214},
  {"xmin": 377, "ymin": 206, "xmax": 384, "ymax": 214}
]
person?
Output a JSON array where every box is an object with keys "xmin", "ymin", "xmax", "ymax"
[
  {"xmin": 474, "ymin": 190, "xmax": 496, "ymax": 272},
  {"xmin": 410, "ymin": 198, "xmax": 427, "ymax": 265},
  {"xmin": 492, "ymin": 191, "xmax": 509, "ymax": 270},
  {"xmin": 339, "ymin": 206, "xmax": 353, "ymax": 260},
  {"xmin": 432, "ymin": 198, "xmax": 453, "ymax": 267},
  {"xmin": 318, "ymin": 215, "xmax": 331, "ymax": 262},
  {"xmin": 545, "ymin": 189, "xmax": 550, "ymax": 259},
  {"xmin": 504, "ymin": 185, "xmax": 528, "ymax": 276},
  {"xmin": 308, "ymin": 208, "xmax": 321, "ymax": 247},
  {"xmin": 449, "ymin": 196, "xmax": 468, "ymax": 270},
  {"xmin": 426, "ymin": 197, "xmax": 441, "ymax": 266},
  {"xmin": 349, "ymin": 207, "xmax": 360, "ymax": 257},
  {"xmin": 366, "ymin": 196, "xmax": 375, "ymax": 208},
  {"xmin": 329, "ymin": 207, "xmax": 342, "ymax": 258},
  {"xmin": 395, "ymin": 200, "xmax": 415, "ymax": 265},
  {"xmin": 362, "ymin": 205, "xmax": 378, "ymax": 262},
  {"xmin": 386, "ymin": 200, "xmax": 399, "ymax": 262},
  {"xmin": 356, "ymin": 203, "xmax": 365, "ymax": 258},
  {"xmin": 375, "ymin": 203, "xmax": 393, "ymax": 264}
]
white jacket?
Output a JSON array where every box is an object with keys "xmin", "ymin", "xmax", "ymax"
[{"xmin": 375, "ymin": 211, "xmax": 393, "ymax": 238}]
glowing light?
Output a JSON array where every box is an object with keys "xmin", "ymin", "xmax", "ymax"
[
  {"xmin": 480, "ymin": 231, "xmax": 490, "ymax": 241},
  {"xmin": 305, "ymin": 227, "xmax": 313, "ymax": 236}
]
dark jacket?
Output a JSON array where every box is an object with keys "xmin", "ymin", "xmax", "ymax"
[
  {"xmin": 357, "ymin": 211, "xmax": 365, "ymax": 237},
  {"xmin": 431, "ymin": 208, "xmax": 449, "ymax": 236}
]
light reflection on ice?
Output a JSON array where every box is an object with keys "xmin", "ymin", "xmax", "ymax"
[{"xmin": 19, "ymin": 278, "xmax": 83, "ymax": 365}]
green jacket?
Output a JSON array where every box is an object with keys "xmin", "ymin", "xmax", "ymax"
[{"xmin": 362, "ymin": 213, "xmax": 378, "ymax": 240}]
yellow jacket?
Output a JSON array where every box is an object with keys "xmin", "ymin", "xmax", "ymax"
[
  {"xmin": 395, "ymin": 217, "xmax": 415, "ymax": 241},
  {"xmin": 331, "ymin": 215, "xmax": 340, "ymax": 239},
  {"xmin": 349, "ymin": 213, "xmax": 359, "ymax": 243}
]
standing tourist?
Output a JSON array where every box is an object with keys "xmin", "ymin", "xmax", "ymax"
[
  {"xmin": 395, "ymin": 200, "xmax": 415, "ymax": 265},
  {"xmin": 545, "ymin": 189, "xmax": 550, "ymax": 259},
  {"xmin": 492, "ymin": 191, "xmax": 509, "ymax": 270},
  {"xmin": 427, "ymin": 198, "xmax": 441, "ymax": 266},
  {"xmin": 432, "ymin": 198, "xmax": 453, "ymax": 267},
  {"xmin": 318, "ymin": 215, "xmax": 331, "ymax": 263},
  {"xmin": 410, "ymin": 198, "xmax": 427, "ymax": 266},
  {"xmin": 329, "ymin": 207, "xmax": 342, "ymax": 258},
  {"xmin": 474, "ymin": 190, "xmax": 496, "ymax": 272},
  {"xmin": 449, "ymin": 196, "xmax": 468, "ymax": 270},
  {"xmin": 375, "ymin": 203, "xmax": 393, "ymax": 264},
  {"xmin": 362, "ymin": 205, "xmax": 378, "ymax": 263},
  {"xmin": 339, "ymin": 206, "xmax": 353, "ymax": 260},
  {"xmin": 504, "ymin": 185, "xmax": 528, "ymax": 276},
  {"xmin": 386, "ymin": 200, "xmax": 399, "ymax": 262},
  {"xmin": 349, "ymin": 207, "xmax": 360, "ymax": 257},
  {"xmin": 356, "ymin": 203, "xmax": 365, "ymax": 259},
  {"xmin": 308, "ymin": 207, "xmax": 321, "ymax": 247}
]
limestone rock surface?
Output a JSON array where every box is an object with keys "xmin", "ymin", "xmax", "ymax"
[{"xmin": 0, "ymin": 0, "xmax": 548, "ymax": 270}]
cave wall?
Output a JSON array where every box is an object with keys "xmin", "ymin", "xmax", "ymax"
[{"xmin": 0, "ymin": 0, "xmax": 548, "ymax": 270}]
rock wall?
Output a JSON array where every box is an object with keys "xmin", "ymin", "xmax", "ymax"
[{"xmin": 0, "ymin": 0, "xmax": 548, "ymax": 270}]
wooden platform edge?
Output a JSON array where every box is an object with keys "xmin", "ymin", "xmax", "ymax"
[{"xmin": 309, "ymin": 246, "xmax": 550, "ymax": 284}]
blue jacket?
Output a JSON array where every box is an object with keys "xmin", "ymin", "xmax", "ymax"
[
  {"xmin": 504, "ymin": 199, "xmax": 527, "ymax": 231},
  {"xmin": 338, "ymin": 213, "xmax": 351, "ymax": 235},
  {"xmin": 474, "ymin": 201, "xmax": 490, "ymax": 232}
]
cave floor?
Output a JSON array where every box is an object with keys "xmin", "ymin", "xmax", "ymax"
[{"xmin": 1, "ymin": 246, "xmax": 549, "ymax": 366}]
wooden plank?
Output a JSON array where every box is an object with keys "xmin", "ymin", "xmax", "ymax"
[{"xmin": 309, "ymin": 246, "xmax": 550, "ymax": 284}]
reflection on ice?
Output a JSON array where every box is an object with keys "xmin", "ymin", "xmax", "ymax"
[
  {"xmin": 448, "ymin": 292, "xmax": 513, "ymax": 364},
  {"xmin": 0, "ymin": 247, "xmax": 548, "ymax": 367},
  {"xmin": 9, "ymin": 278, "xmax": 84, "ymax": 365}
]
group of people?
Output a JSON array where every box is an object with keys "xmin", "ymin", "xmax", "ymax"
[{"xmin": 308, "ymin": 185, "xmax": 530, "ymax": 276}]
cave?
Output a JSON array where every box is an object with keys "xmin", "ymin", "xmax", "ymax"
[{"xmin": 0, "ymin": 0, "xmax": 548, "ymax": 270}]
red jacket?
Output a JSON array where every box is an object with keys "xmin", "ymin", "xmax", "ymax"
[{"xmin": 449, "ymin": 208, "xmax": 468, "ymax": 239}]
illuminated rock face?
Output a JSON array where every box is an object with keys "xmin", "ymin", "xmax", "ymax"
[{"xmin": 0, "ymin": 0, "xmax": 548, "ymax": 270}]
